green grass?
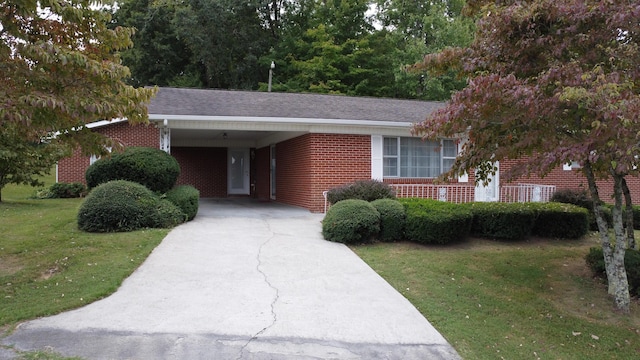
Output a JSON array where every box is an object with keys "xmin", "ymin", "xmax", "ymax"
[
  {"xmin": 0, "ymin": 175, "xmax": 169, "ymax": 329},
  {"xmin": 352, "ymin": 238, "xmax": 640, "ymax": 359}
]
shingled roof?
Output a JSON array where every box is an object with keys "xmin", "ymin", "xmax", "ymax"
[{"xmin": 148, "ymin": 87, "xmax": 445, "ymax": 124}]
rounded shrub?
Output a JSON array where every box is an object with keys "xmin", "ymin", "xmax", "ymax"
[
  {"xmin": 530, "ymin": 202, "xmax": 589, "ymax": 239},
  {"xmin": 85, "ymin": 147, "xmax": 180, "ymax": 193},
  {"xmin": 467, "ymin": 202, "xmax": 536, "ymax": 241},
  {"xmin": 586, "ymin": 247, "xmax": 640, "ymax": 297},
  {"xmin": 165, "ymin": 185, "xmax": 200, "ymax": 221},
  {"xmin": 400, "ymin": 198, "xmax": 472, "ymax": 245},
  {"xmin": 326, "ymin": 180, "xmax": 396, "ymax": 204},
  {"xmin": 77, "ymin": 180, "xmax": 185, "ymax": 232},
  {"xmin": 371, "ymin": 198, "xmax": 406, "ymax": 242},
  {"xmin": 322, "ymin": 199, "xmax": 380, "ymax": 244}
]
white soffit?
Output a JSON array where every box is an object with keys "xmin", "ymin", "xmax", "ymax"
[{"xmin": 148, "ymin": 114, "xmax": 414, "ymax": 136}]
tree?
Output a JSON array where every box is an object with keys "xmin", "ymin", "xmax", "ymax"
[
  {"xmin": 373, "ymin": 0, "xmax": 474, "ymax": 100},
  {"xmin": 172, "ymin": 0, "xmax": 274, "ymax": 89},
  {"xmin": 0, "ymin": 0, "xmax": 156, "ymax": 200},
  {"xmin": 111, "ymin": 0, "xmax": 199, "ymax": 87},
  {"xmin": 413, "ymin": 0, "xmax": 640, "ymax": 312}
]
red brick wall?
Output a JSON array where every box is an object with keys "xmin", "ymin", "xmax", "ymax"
[
  {"xmin": 275, "ymin": 135, "xmax": 312, "ymax": 209},
  {"xmin": 58, "ymin": 122, "xmax": 159, "ymax": 183},
  {"xmin": 172, "ymin": 147, "xmax": 227, "ymax": 197},
  {"xmin": 309, "ymin": 134, "xmax": 371, "ymax": 212},
  {"xmin": 275, "ymin": 134, "xmax": 370, "ymax": 212},
  {"xmin": 501, "ymin": 158, "xmax": 640, "ymax": 204}
]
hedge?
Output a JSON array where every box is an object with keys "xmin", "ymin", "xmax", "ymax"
[
  {"xmin": 371, "ymin": 198, "xmax": 406, "ymax": 242},
  {"xmin": 165, "ymin": 185, "xmax": 200, "ymax": 221},
  {"xmin": 85, "ymin": 147, "xmax": 180, "ymax": 193},
  {"xmin": 322, "ymin": 199, "xmax": 380, "ymax": 244},
  {"xmin": 529, "ymin": 202, "xmax": 589, "ymax": 239},
  {"xmin": 466, "ymin": 202, "xmax": 536, "ymax": 241},
  {"xmin": 551, "ymin": 189, "xmax": 612, "ymax": 230},
  {"xmin": 400, "ymin": 198, "xmax": 472, "ymax": 245}
]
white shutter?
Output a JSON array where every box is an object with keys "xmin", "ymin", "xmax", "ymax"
[{"xmin": 371, "ymin": 135, "xmax": 383, "ymax": 180}]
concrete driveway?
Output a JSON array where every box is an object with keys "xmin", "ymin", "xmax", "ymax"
[{"xmin": 2, "ymin": 199, "xmax": 460, "ymax": 359}]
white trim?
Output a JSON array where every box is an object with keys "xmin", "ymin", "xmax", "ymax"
[
  {"xmin": 474, "ymin": 162, "xmax": 500, "ymax": 202},
  {"xmin": 228, "ymin": 148, "xmax": 251, "ymax": 195},
  {"xmin": 159, "ymin": 126, "xmax": 171, "ymax": 153},
  {"xmin": 371, "ymin": 135, "xmax": 383, "ymax": 180},
  {"xmin": 148, "ymin": 114, "xmax": 413, "ymax": 128},
  {"xmin": 85, "ymin": 117, "xmax": 128, "ymax": 129}
]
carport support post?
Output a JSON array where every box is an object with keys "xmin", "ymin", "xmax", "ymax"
[{"xmin": 160, "ymin": 119, "xmax": 171, "ymax": 154}]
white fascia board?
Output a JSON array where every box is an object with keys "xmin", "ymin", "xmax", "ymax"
[
  {"xmin": 85, "ymin": 118, "xmax": 129, "ymax": 129},
  {"xmin": 147, "ymin": 114, "xmax": 413, "ymax": 129}
]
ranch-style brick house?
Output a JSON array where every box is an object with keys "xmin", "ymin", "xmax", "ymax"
[{"xmin": 57, "ymin": 87, "xmax": 640, "ymax": 213}]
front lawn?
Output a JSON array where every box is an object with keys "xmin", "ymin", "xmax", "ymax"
[
  {"xmin": 353, "ymin": 238, "xmax": 640, "ymax": 359},
  {"xmin": 0, "ymin": 176, "xmax": 169, "ymax": 329}
]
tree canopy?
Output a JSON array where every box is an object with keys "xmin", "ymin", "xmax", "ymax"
[
  {"xmin": 414, "ymin": 0, "xmax": 640, "ymax": 312},
  {"xmin": 111, "ymin": 0, "xmax": 473, "ymax": 100},
  {"xmin": 0, "ymin": 0, "xmax": 156, "ymax": 200}
]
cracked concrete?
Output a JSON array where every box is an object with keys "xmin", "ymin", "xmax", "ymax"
[
  {"xmin": 237, "ymin": 218, "xmax": 280, "ymax": 360},
  {"xmin": 1, "ymin": 199, "xmax": 461, "ymax": 359}
]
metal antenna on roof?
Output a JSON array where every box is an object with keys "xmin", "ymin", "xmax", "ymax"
[{"xmin": 268, "ymin": 61, "xmax": 275, "ymax": 92}]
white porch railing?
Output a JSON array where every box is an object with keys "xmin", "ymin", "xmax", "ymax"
[
  {"xmin": 390, "ymin": 184, "xmax": 475, "ymax": 203},
  {"xmin": 322, "ymin": 183, "xmax": 556, "ymax": 213},
  {"xmin": 500, "ymin": 183, "xmax": 556, "ymax": 203}
]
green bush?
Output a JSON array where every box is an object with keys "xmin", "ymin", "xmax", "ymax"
[
  {"xmin": 551, "ymin": 188, "xmax": 610, "ymax": 230},
  {"xmin": 326, "ymin": 180, "xmax": 396, "ymax": 204},
  {"xmin": 165, "ymin": 185, "xmax": 200, "ymax": 221},
  {"xmin": 322, "ymin": 199, "xmax": 380, "ymax": 244},
  {"xmin": 85, "ymin": 147, "xmax": 180, "ymax": 193},
  {"xmin": 46, "ymin": 182, "xmax": 87, "ymax": 198},
  {"xmin": 551, "ymin": 189, "xmax": 593, "ymax": 209},
  {"xmin": 529, "ymin": 202, "xmax": 589, "ymax": 239},
  {"xmin": 150, "ymin": 199, "xmax": 187, "ymax": 228},
  {"xmin": 400, "ymin": 198, "xmax": 472, "ymax": 245},
  {"xmin": 466, "ymin": 202, "xmax": 536, "ymax": 241},
  {"xmin": 78, "ymin": 180, "xmax": 184, "ymax": 232},
  {"xmin": 586, "ymin": 247, "xmax": 640, "ymax": 297},
  {"xmin": 371, "ymin": 198, "xmax": 406, "ymax": 242}
]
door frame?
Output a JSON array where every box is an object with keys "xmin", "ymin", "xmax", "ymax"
[{"xmin": 228, "ymin": 148, "xmax": 251, "ymax": 195}]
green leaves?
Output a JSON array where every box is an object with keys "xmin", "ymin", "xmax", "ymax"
[{"xmin": 0, "ymin": 0, "xmax": 156, "ymax": 198}]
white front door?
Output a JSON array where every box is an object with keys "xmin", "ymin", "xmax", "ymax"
[
  {"xmin": 474, "ymin": 162, "xmax": 500, "ymax": 202},
  {"xmin": 228, "ymin": 148, "xmax": 250, "ymax": 195}
]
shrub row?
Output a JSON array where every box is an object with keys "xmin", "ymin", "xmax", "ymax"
[
  {"xmin": 549, "ymin": 189, "xmax": 640, "ymax": 231},
  {"xmin": 401, "ymin": 199, "xmax": 472, "ymax": 244},
  {"xmin": 322, "ymin": 198, "xmax": 589, "ymax": 244},
  {"xmin": 585, "ymin": 247, "xmax": 640, "ymax": 297}
]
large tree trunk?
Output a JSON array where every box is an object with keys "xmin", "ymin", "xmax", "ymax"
[
  {"xmin": 621, "ymin": 177, "xmax": 636, "ymax": 250},
  {"xmin": 583, "ymin": 162, "xmax": 630, "ymax": 313}
]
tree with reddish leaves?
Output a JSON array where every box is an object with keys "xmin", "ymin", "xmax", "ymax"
[
  {"xmin": 0, "ymin": 1, "xmax": 156, "ymax": 201},
  {"xmin": 414, "ymin": 0, "xmax": 640, "ymax": 313}
]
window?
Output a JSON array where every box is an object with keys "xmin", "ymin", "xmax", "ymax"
[{"xmin": 383, "ymin": 137, "xmax": 456, "ymax": 178}]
